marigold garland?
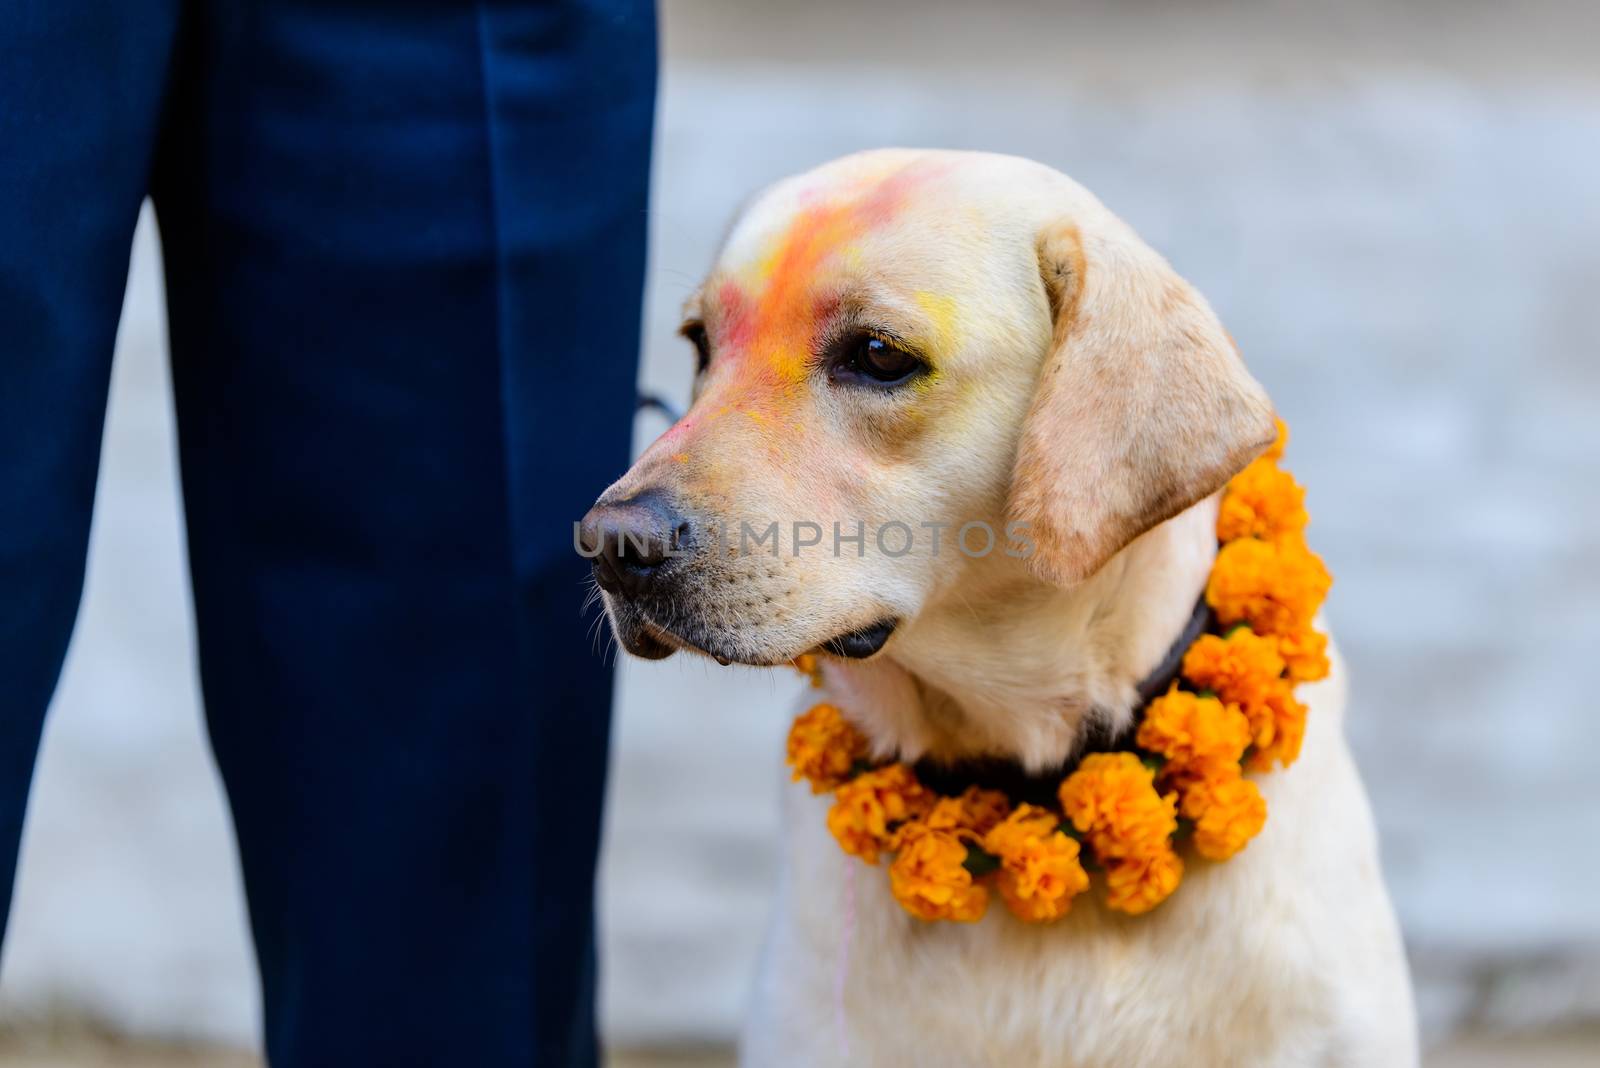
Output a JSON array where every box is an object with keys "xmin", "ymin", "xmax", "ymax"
[
  {"xmin": 1277, "ymin": 627, "xmax": 1330, "ymax": 683},
  {"xmin": 825, "ymin": 764, "xmax": 933, "ymax": 864},
  {"xmin": 1058, "ymin": 753, "xmax": 1180, "ymax": 864},
  {"xmin": 1176, "ymin": 763, "xmax": 1268, "ymax": 861},
  {"xmin": 786, "ymin": 418, "xmax": 1331, "ymax": 923},
  {"xmin": 982, "ymin": 805, "xmax": 1090, "ymax": 922},
  {"xmin": 1135, "ymin": 688, "xmax": 1252, "ymax": 768},
  {"xmin": 888, "ymin": 823, "xmax": 989, "ymax": 922},
  {"xmin": 786, "ymin": 703, "xmax": 867, "ymax": 794},
  {"xmin": 1206, "ymin": 537, "xmax": 1330, "ymax": 638},
  {"xmin": 924, "ymin": 786, "xmax": 1012, "ymax": 837},
  {"xmin": 1216, "ymin": 456, "xmax": 1307, "ymax": 542}
]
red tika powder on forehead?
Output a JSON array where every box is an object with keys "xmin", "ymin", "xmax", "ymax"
[{"xmin": 716, "ymin": 160, "xmax": 940, "ymax": 388}]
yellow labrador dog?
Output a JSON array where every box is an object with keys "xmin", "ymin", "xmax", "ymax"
[{"xmin": 581, "ymin": 150, "xmax": 1417, "ymax": 1067}]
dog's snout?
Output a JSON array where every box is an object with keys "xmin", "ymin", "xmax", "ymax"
[{"xmin": 579, "ymin": 489, "xmax": 690, "ymax": 598}]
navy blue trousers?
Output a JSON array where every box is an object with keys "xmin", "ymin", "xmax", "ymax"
[{"xmin": 0, "ymin": 2, "xmax": 655, "ymax": 1064}]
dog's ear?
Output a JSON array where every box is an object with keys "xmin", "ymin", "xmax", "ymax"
[{"xmin": 1007, "ymin": 220, "xmax": 1276, "ymax": 585}]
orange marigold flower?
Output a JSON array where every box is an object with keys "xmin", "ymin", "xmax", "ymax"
[
  {"xmin": 826, "ymin": 764, "xmax": 933, "ymax": 864},
  {"xmin": 1245, "ymin": 684, "xmax": 1307, "ymax": 771},
  {"xmin": 1263, "ymin": 416, "xmax": 1289, "ymax": 461},
  {"xmin": 1277, "ymin": 627, "xmax": 1330, "ymax": 683},
  {"xmin": 1218, "ymin": 456, "xmax": 1308, "ymax": 543},
  {"xmin": 1182, "ymin": 630, "xmax": 1308, "ymax": 768},
  {"xmin": 786, "ymin": 703, "xmax": 868, "ymax": 794},
  {"xmin": 982, "ymin": 804, "xmax": 1090, "ymax": 922},
  {"xmin": 1206, "ymin": 535, "xmax": 1331, "ymax": 637},
  {"xmin": 791, "ymin": 653, "xmax": 822, "ymax": 686},
  {"xmin": 1181, "ymin": 629, "xmax": 1285, "ymax": 709},
  {"xmin": 1058, "ymin": 753, "xmax": 1178, "ymax": 863},
  {"xmin": 1175, "ymin": 762, "xmax": 1268, "ymax": 860},
  {"xmin": 1135, "ymin": 686, "xmax": 1252, "ymax": 769},
  {"xmin": 925, "ymin": 786, "xmax": 1012, "ymax": 838},
  {"xmin": 889, "ymin": 824, "xmax": 988, "ymax": 922},
  {"xmin": 1103, "ymin": 848, "xmax": 1184, "ymax": 915}
]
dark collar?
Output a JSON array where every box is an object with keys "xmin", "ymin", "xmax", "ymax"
[{"xmin": 911, "ymin": 595, "xmax": 1214, "ymax": 807}]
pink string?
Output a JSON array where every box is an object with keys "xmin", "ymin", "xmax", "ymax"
[{"xmin": 833, "ymin": 860, "xmax": 858, "ymax": 1062}]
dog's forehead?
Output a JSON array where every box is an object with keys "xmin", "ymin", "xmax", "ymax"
[
  {"xmin": 719, "ymin": 154, "xmax": 1000, "ymax": 273},
  {"xmin": 728, "ymin": 155, "xmax": 937, "ymax": 254},
  {"xmin": 693, "ymin": 152, "xmax": 1045, "ymax": 326}
]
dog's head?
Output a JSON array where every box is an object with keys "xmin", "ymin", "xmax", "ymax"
[{"xmin": 581, "ymin": 149, "xmax": 1274, "ymax": 666}]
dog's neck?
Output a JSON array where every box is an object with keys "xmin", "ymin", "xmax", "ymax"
[{"xmin": 820, "ymin": 497, "xmax": 1220, "ymax": 773}]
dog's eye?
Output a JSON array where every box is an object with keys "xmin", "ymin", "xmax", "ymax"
[
  {"xmin": 681, "ymin": 321, "xmax": 711, "ymax": 374},
  {"xmin": 833, "ymin": 333, "xmax": 924, "ymax": 387}
]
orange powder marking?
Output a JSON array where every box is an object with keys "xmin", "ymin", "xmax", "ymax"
[
  {"xmin": 714, "ymin": 162, "xmax": 938, "ymax": 403},
  {"xmin": 659, "ymin": 160, "xmax": 947, "ymax": 492}
]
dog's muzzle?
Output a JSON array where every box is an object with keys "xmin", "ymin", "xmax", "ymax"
[{"xmin": 578, "ymin": 489, "xmax": 690, "ymax": 600}]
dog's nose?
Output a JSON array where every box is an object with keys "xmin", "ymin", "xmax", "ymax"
[{"xmin": 578, "ymin": 490, "xmax": 690, "ymax": 598}]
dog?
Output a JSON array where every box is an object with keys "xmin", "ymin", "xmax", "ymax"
[{"xmin": 581, "ymin": 149, "xmax": 1417, "ymax": 1067}]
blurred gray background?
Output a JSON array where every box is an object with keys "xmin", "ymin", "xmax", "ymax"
[{"xmin": 2, "ymin": 1, "xmax": 1598, "ymax": 1064}]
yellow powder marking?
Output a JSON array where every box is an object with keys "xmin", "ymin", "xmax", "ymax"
[{"xmin": 914, "ymin": 291, "xmax": 961, "ymax": 349}]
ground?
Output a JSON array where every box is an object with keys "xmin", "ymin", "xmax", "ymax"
[{"xmin": 3, "ymin": 1033, "xmax": 1600, "ymax": 1067}]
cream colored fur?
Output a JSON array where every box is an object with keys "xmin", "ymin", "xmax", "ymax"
[{"xmin": 590, "ymin": 149, "xmax": 1418, "ymax": 1066}]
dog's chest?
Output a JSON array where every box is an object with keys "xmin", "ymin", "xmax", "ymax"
[
  {"xmin": 776, "ymin": 789, "xmax": 1340, "ymax": 1068},
  {"xmin": 844, "ymin": 892, "xmax": 1324, "ymax": 1067},
  {"xmin": 858, "ymin": 887, "xmax": 1327, "ymax": 1064}
]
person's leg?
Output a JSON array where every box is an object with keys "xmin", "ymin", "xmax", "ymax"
[
  {"xmin": 0, "ymin": 3, "xmax": 179, "ymax": 942},
  {"xmin": 151, "ymin": 1, "xmax": 655, "ymax": 1063}
]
